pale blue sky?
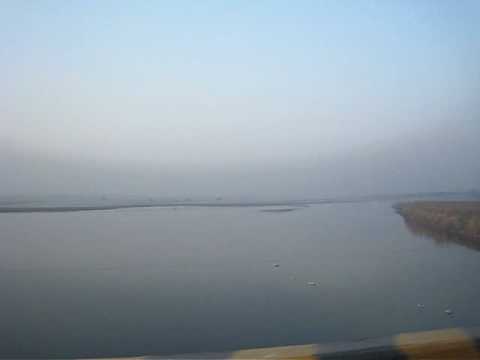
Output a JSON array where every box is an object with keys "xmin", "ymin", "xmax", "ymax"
[{"xmin": 1, "ymin": 1, "xmax": 479, "ymax": 196}]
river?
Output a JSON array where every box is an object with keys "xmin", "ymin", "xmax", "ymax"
[{"xmin": 1, "ymin": 201, "xmax": 479, "ymax": 358}]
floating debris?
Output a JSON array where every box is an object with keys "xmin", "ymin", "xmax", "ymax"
[
  {"xmin": 445, "ymin": 309, "xmax": 453, "ymax": 315},
  {"xmin": 307, "ymin": 281, "xmax": 318, "ymax": 286},
  {"xmin": 273, "ymin": 263, "xmax": 280, "ymax": 268},
  {"xmin": 416, "ymin": 303, "xmax": 425, "ymax": 309}
]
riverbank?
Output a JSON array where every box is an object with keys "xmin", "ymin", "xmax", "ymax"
[{"xmin": 395, "ymin": 201, "xmax": 480, "ymax": 243}]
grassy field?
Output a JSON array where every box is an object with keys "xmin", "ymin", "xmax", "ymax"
[{"xmin": 395, "ymin": 201, "xmax": 480, "ymax": 244}]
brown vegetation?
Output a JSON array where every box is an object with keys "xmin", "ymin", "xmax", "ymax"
[{"xmin": 395, "ymin": 201, "xmax": 480, "ymax": 248}]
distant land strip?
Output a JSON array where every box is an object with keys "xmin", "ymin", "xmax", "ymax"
[
  {"xmin": 0, "ymin": 191, "xmax": 477, "ymax": 213},
  {"xmin": 0, "ymin": 199, "xmax": 383, "ymax": 213},
  {"xmin": 0, "ymin": 201, "xmax": 315, "ymax": 213}
]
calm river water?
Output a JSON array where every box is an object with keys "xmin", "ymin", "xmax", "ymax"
[{"xmin": 1, "ymin": 201, "xmax": 479, "ymax": 358}]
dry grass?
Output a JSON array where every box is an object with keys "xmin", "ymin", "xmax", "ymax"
[{"xmin": 395, "ymin": 201, "xmax": 480, "ymax": 243}]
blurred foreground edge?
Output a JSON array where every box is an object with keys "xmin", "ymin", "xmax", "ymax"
[{"xmin": 81, "ymin": 327, "xmax": 480, "ymax": 359}]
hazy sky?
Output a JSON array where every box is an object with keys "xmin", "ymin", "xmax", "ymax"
[{"xmin": 1, "ymin": 1, "xmax": 479, "ymax": 198}]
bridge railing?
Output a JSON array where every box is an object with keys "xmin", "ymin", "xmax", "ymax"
[{"xmin": 83, "ymin": 327, "xmax": 480, "ymax": 359}]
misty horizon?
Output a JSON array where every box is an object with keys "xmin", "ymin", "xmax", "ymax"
[{"xmin": 2, "ymin": 1, "xmax": 479, "ymax": 198}]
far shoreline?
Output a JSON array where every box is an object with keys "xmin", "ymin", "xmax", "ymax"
[
  {"xmin": 0, "ymin": 191, "xmax": 477, "ymax": 214},
  {"xmin": 0, "ymin": 201, "xmax": 313, "ymax": 213}
]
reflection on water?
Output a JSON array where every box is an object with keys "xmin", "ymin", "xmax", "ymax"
[{"xmin": 401, "ymin": 218, "xmax": 480, "ymax": 252}]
